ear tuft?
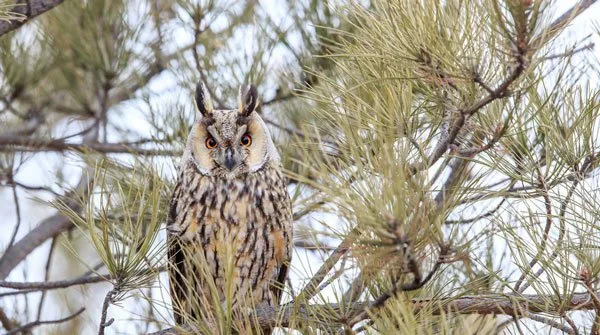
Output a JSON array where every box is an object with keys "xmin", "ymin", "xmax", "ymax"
[
  {"xmin": 195, "ymin": 81, "xmax": 213, "ymax": 118},
  {"xmin": 238, "ymin": 84, "xmax": 258, "ymax": 116}
]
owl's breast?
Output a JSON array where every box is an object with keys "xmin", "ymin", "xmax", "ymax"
[
  {"xmin": 174, "ymin": 165, "xmax": 291, "ymax": 243},
  {"xmin": 168, "ymin": 164, "xmax": 292, "ymax": 307}
]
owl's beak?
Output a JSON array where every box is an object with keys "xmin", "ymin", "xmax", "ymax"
[{"xmin": 224, "ymin": 148, "xmax": 236, "ymax": 170}]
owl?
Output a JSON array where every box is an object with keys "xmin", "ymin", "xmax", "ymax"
[{"xmin": 167, "ymin": 81, "xmax": 292, "ymax": 333}]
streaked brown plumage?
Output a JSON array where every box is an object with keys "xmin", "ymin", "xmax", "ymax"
[{"xmin": 167, "ymin": 81, "xmax": 292, "ymax": 332}]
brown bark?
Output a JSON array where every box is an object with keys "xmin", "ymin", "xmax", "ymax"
[
  {"xmin": 148, "ymin": 291, "xmax": 600, "ymax": 334},
  {"xmin": 0, "ymin": 135, "xmax": 181, "ymax": 156},
  {"xmin": 0, "ymin": 0, "xmax": 66, "ymax": 37}
]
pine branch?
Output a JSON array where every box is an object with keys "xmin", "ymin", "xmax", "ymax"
[
  {"xmin": 0, "ymin": 134, "xmax": 182, "ymax": 156},
  {"xmin": 0, "ymin": 0, "xmax": 66, "ymax": 37},
  {"xmin": 407, "ymin": 0, "xmax": 599, "ymax": 175},
  {"xmin": 148, "ymin": 290, "xmax": 600, "ymax": 334}
]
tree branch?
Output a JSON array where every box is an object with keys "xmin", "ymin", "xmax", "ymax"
[
  {"xmin": 409, "ymin": 39, "xmax": 527, "ymax": 174},
  {"xmin": 0, "ymin": 307, "xmax": 16, "ymax": 332},
  {"xmin": 0, "ymin": 135, "xmax": 181, "ymax": 156},
  {"xmin": 35, "ymin": 236, "xmax": 57, "ymax": 321},
  {"xmin": 514, "ymin": 169, "xmax": 553, "ymax": 293},
  {"xmin": 407, "ymin": 1, "xmax": 600, "ymax": 176},
  {"xmin": 531, "ymin": 0, "xmax": 598, "ymax": 49},
  {"xmin": 525, "ymin": 312, "xmax": 576, "ymax": 335},
  {"xmin": 0, "ymin": 0, "xmax": 66, "ymax": 38},
  {"xmin": 149, "ymin": 290, "xmax": 600, "ymax": 334},
  {"xmin": 97, "ymin": 288, "xmax": 117, "ymax": 335},
  {"xmin": 0, "ymin": 214, "xmax": 72, "ymax": 280},
  {"xmin": 293, "ymin": 228, "xmax": 357, "ymax": 302},
  {"xmin": 0, "ymin": 266, "xmax": 165, "ymax": 291},
  {"xmin": 3, "ymin": 307, "xmax": 85, "ymax": 335},
  {"xmin": 515, "ymin": 154, "xmax": 595, "ymax": 293},
  {"xmin": 0, "ymin": 129, "xmax": 98, "ymax": 280},
  {"xmin": 348, "ymin": 243, "xmax": 447, "ymax": 326}
]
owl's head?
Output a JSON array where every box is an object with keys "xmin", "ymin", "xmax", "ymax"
[{"xmin": 183, "ymin": 81, "xmax": 281, "ymax": 178}]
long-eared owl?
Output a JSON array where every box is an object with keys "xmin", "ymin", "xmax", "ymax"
[{"xmin": 167, "ymin": 81, "xmax": 292, "ymax": 332}]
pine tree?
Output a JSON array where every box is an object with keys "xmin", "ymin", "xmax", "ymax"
[{"xmin": 1, "ymin": 0, "xmax": 599, "ymax": 334}]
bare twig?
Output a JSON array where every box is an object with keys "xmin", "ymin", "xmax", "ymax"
[
  {"xmin": 0, "ymin": 273, "xmax": 108, "ymax": 291},
  {"xmin": 0, "ymin": 307, "xmax": 15, "ymax": 332},
  {"xmin": 0, "ymin": 168, "xmax": 95, "ymax": 280},
  {"xmin": 7, "ymin": 180, "xmax": 21, "ymax": 249},
  {"xmin": 543, "ymin": 43, "xmax": 595, "ymax": 60},
  {"xmin": 78, "ymin": 261, "xmax": 109, "ymax": 279},
  {"xmin": 0, "ymin": 266, "xmax": 166, "ymax": 291},
  {"xmin": 514, "ymin": 170, "xmax": 553, "ymax": 293},
  {"xmin": 531, "ymin": 0, "xmax": 598, "ymax": 50},
  {"xmin": 445, "ymin": 198, "xmax": 507, "ymax": 225},
  {"xmin": 98, "ymin": 288, "xmax": 117, "ymax": 335},
  {"xmin": 5, "ymin": 181, "xmax": 61, "ymax": 196},
  {"xmin": 563, "ymin": 314, "xmax": 580, "ymax": 335},
  {"xmin": 434, "ymin": 156, "xmax": 469, "ymax": 206},
  {"xmin": 516, "ymin": 154, "xmax": 595, "ymax": 293},
  {"xmin": 262, "ymin": 92, "xmax": 296, "ymax": 106},
  {"xmin": 293, "ymin": 240, "xmax": 336, "ymax": 251},
  {"xmin": 293, "ymin": 228, "xmax": 358, "ymax": 302},
  {"xmin": 525, "ymin": 312, "xmax": 576, "ymax": 335},
  {"xmin": 3, "ymin": 307, "xmax": 85, "ymax": 335},
  {"xmin": 0, "ymin": 214, "xmax": 71, "ymax": 280},
  {"xmin": 36, "ymin": 237, "xmax": 58, "ymax": 321},
  {"xmin": 0, "ymin": 135, "xmax": 181, "ymax": 156},
  {"xmin": 458, "ymin": 116, "xmax": 511, "ymax": 156},
  {"xmin": 293, "ymin": 200, "xmax": 326, "ymax": 221}
]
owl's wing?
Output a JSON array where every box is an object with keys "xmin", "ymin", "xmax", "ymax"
[
  {"xmin": 166, "ymin": 180, "xmax": 188, "ymax": 325},
  {"xmin": 168, "ymin": 238, "xmax": 189, "ymax": 324},
  {"xmin": 271, "ymin": 194, "xmax": 293, "ymax": 305},
  {"xmin": 272, "ymin": 261, "xmax": 288, "ymax": 304}
]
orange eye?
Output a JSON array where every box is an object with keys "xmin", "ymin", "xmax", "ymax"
[
  {"xmin": 205, "ymin": 137, "xmax": 217, "ymax": 149},
  {"xmin": 240, "ymin": 134, "xmax": 252, "ymax": 147}
]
